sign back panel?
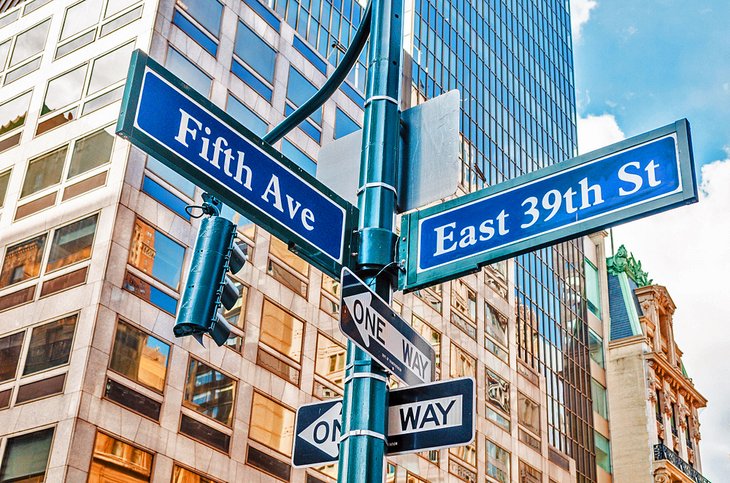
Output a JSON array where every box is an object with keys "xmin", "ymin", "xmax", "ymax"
[
  {"xmin": 400, "ymin": 120, "xmax": 697, "ymax": 291},
  {"xmin": 116, "ymin": 50, "xmax": 357, "ymax": 280}
]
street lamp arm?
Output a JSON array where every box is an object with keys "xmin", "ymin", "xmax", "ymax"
[{"xmin": 263, "ymin": 0, "xmax": 372, "ymax": 145}]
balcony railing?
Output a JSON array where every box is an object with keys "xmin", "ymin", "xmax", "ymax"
[{"xmin": 653, "ymin": 444, "xmax": 710, "ymax": 483}]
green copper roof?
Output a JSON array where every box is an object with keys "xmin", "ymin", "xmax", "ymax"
[{"xmin": 606, "ymin": 244, "xmax": 653, "ymax": 287}]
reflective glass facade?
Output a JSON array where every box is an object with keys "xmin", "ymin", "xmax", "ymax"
[{"xmin": 410, "ymin": 0, "xmax": 594, "ymax": 481}]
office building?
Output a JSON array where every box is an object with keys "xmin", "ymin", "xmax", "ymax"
[{"xmin": 0, "ymin": 0, "xmax": 606, "ymax": 481}]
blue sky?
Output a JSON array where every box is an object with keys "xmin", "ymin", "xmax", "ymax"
[
  {"xmin": 571, "ymin": 1, "xmax": 730, "ymax": 480},
  {"xmin": 573, "ymin": 0, "xmax": 730, "ymax": 171}
]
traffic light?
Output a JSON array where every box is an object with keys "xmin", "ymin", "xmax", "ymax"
[{"xmin": 174, "ymin": 195, "xmax": 247, "ymax": 346}]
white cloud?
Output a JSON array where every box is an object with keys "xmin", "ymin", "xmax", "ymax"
[
  {"xmin": 576, "ymin": 113, "xmax": 625, "ymax": 154},
  {"xmin": 570, "ymin": 0, "xmax": 598, "ymax": 42},
  {"xmin": 611, "ymin": 154, "xmax": 730, "ymax": 481}
]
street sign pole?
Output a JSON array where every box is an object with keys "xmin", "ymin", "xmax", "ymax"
[{"xmin": 337, "ymin": 0, "xmax": 403, "ymax": 479}]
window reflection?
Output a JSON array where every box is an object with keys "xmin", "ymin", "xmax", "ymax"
[
  {"xmin": 23, "ymin": 315, "xmax": 77, "ymax": 375},
  {"xmin": 177, "ymin": 0, "xmax": 223, "ymax": 36},
  {"xmin": 315, "ymin": 332, "xmax": 345, "ymax": 388},
  {"xmin": 183, "ymin": 358, "xmax": 235, "ymax": 426},
  {"xmin": 517, "ymin": 392, "xmax": 540, "ymax": 436},
  {"xmin": 61, "ymin": 0, "xmax": 103, "ymax": 40},
  {"xmin": 234, "ymin": 23, "xmax": 275, "ymax": 82},
  {"xmin": 0, "ymin": 169, "xmax": 10, "ymax": 208},
  {"xmin": 486, "ymin": 440, "xmax": 510, "ymax": 483},
  {"xmin": 0, "ymin": 233, "xmax": 47, "ymax": 288},
  {"xmin": 249, "ymin": 392, "xmax": 295, "ymax": 457},
  {"xmin": 166, "ymin": 47, "xmax": 211, "ymax": 96},
  {"xmin": 68, "ymin": 127, "xmax": 114, "ymax": 178},
  {"xmin": 128, "ymin": 218, "xmax": 185, "ymax": 290},
  {"xmin": 259, "ymin": 298, "xmax": 304, "ymax": 362},
  {"xmin": 172, "ymin": 465, "xmax": 218, "ymax": 483},
  {"xmin": 485, "ymin": 303, "xmax": 508, "ymax": 348},
  {"xmin": 21, "ymin": 146, "xmax": 68, "ymax": 197},
  {"xmin": 0, "ymin": 332, "xmax": 23, "ymax": 383},
  {"xmin": 449, "ymin": 343, "xmax": 475, "ymax": 378},
  {"xmin": 0, "ymin": 91, "xmax": 32, "ymax": 136},
  {"xmin": 9, "ymin": 19, "xmax": 50, "ymax": 67},
  {"xmin": 0, "ymin": 427, "xmax": 54, "ymax": 482},
  {"xmin": 47, "ymin": 214, "xmax": 98, "ymax": 272},
  {"xmin": 88, "ymin": 43, "xmax": 134, "ymax": 95},
  {"xmin": 88, "ymin": 432, "xmax": 152, "ymax": 482},
  {"xmin": 109, "ymin": 320, "xmax": 170, "ymax": 392},
  {"xmin": 41, "ymin": 65, "xmax": 86, "ymax": 115}
]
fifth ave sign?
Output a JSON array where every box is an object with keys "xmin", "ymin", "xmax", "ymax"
[
  {"xmin": 399, "ymin": 120, "xmax": 697, "ymax": 291},
  {"xmin": 116, "ymin": 50, "xmax": 358, "ymax": 280}
]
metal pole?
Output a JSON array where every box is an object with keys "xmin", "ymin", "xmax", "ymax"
[{"xmin": 337, "ymin": 0, "xmax": 402, "ymax": 479}]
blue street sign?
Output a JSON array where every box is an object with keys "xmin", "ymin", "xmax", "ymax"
[
  {"xmin": 292, "ymin": 378, "xmax": 475, "ymax": 466},
  {"xmin": 400, "ymin": 120, "xmax": 697, "ymax": 291},
  {"xmin": 340, "ymin": 268, "xmax": 436, "ymax": 385},
  {"xmin": 293, "ymin": 399, "xmax": 342, "ymax": 468},
  {"xmin": 116, "ymin": 50, "xmax": 357, "ymax": 280},
  {"xmin": 387, "ymin": 377, "xmax": 475, "ymax": 455}
]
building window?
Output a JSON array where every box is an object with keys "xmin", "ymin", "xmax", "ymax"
[
  {"xmin": 226, "ymin": 93, "xmax": 268, "ymax": 138},
  {"xmin": 0, "ymin": 213, "xmax": 98, "ymax": 289},
  {"xmin": 6, "ymin": 18, "xmax": 50, "ymax": 77},
  {"xmin": 109, "ymin": 320, "xmax": 170, "ymax": 392},
  {"xmin": 88, "ymin": 431, "xmax": 152, "ymax": 482},
  {"xmin": 249, "ymin": 392, "xmax": 295, "ymax": 457},
  {"xmin": 231, "ymin": 22, "xmax": 275, "ymax": 102},
  {"xmin": 594, "ymin": 431, "xmax": 611, "ymax": 473},
  {"xmin": 410, "ymin": 314, "xmax": 441, "ymax": 375},
  {"xmin": 485, "ymin": 303, "xmax": 509, "ymax": 362},
  {"xmin": 60, "ymin": 0, "xmax": 104, "ymax": 41},
  {"xmin": 0, "ymin": 234, "xmax": 46, "ymax": 288},
  {"xmin": 517, "ymin": 392, "xmax": 540, "ymax": 436},
  {"xmin": 268, "ymin": 237, "xmax": 309, "ymax": 298},
  {"xmin": 591, "ymin": 379, "xmax": 608, "ymax": 420},
  {"xmin": 281, "ymin": 139, "xmax": 317, "ymax": 175},
  {"xmin": 21, "ymin": 146, "xmax": 67, "ymax": 197},
  {"xmin": 172, "ymin": 464, "xmax": 220, "ymax": 483},
  {"xmin": 450, "ymin": 438, "xmax": 477, "ymax": 468},
  {"xmin": 486, "ymin": 439, "xmax": 510, "ymax": 483},
  {"xmin": 46, "ymin": 214, "xmax": 98, "ymax": 272},
  {"xmin": 286, "ymin": 67, "xmax": 322, "ymax": 125},
  {"xmin": 584, "ymin": 259, "xmax": 601, "ymax": 318},
  {"xmin": 23, "ymin": 314, "xmax": 77, "ymax": 375},
  {"xmin": 0, "ymin": 91, "xmax": 32, "ymax": 151},
  {"xmin": 183, "ymin": 358, "xmax": 236, "ymax": 426},
  {"xmin": 486, "ymin": 368, "xmax": 510, "ymax": 415},
  {"xmin": 314, "ymin": 332, "xmax": 345, "ymax": 389},
  {"xmin": 235, "ymin": 22, "xmax": 276, "ymax": 82},
  {"xmin": 39, "ymin": 43, "xmax": 133, "ymax": 132},
  {"xmin": 451, "ymin": 280, "xmax": 476, "ymax": 338},
  {"xmin": 146, "ymin": 155, "xmax": 196, "ymax": 199},
  {"xmin": 334, "ymin": 108, "xmax": 359, "ymax": 139},
  {"xmin": 320, "ymin": 274, "xmax": 340, "ymax": 319},
  {"xmin": 19, "ymin": 126, "xmax": 114, "ymax": 205},
  {"xmin": 128, "ymin": 218, "xmax": 185, "ymax": 290},
  {"xmin": 0, "ymin": 427, "xmax": 54, "ymax": 482},
  {"xmin": 414, "ymin": 284, "xmax": 442, "ymax": 313},
  {"xmin": 259, "ymin": 298, "xmax": 305, "ymax": 363},
  {"xmin": 406, "ymin": 472, "xmax": 428, "ymax": 483},
  {"xmin": 173, "ymin": 0, "xmax": 223, "ymax": 56},
  {"xmin": 588, "ymin": 329, "xmax": 604, "ymax": 367},
  {"xmin": 0, "ymin": 332, "xmax": 23, "ymax": 383},
  {"xmin": 166, "ymin": 47, "xmax": 212, "ymax": 96},
  {"xmin": 449, "ymin": 343, "xmax": 476, "ymax": 378}
]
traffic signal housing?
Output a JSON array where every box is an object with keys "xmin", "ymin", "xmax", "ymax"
[{"xmin": 174, "ymin": 201, "xmax": 247, "ymax": 346}]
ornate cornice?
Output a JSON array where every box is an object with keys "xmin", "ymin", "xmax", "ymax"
[{"xmin": 606, "ymin": 244, "xmax": 653, "ymax": 286}]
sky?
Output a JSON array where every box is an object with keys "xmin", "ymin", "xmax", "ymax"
[{"xmin": 570, "ymin": 0, "xmax": 730, "ymax": 479}]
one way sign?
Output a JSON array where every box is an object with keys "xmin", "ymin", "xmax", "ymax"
[
  {"xmin": 340, "ymin": 268, "xmax": 436, "ymax": 385},
  {"xmin": 292, "ymin": 378, "xmax": 475, "ymax": 467}
]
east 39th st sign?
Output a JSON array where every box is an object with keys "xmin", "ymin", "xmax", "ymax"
[
  {"xmin": 116, "ymin": 50, "xmax": 358, "ymax": 280},
  {"xmin": 399, "ymin": 120, "xmax": 697, "ymax": 291}
]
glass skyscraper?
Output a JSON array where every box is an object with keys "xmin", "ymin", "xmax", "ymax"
[
  {"xmin": 408, "ymin": 0, "xmax": 595, "ymax": 481},
  {"xmin": 0, "ymin": 0, "xmax": 599, "ymax": 481}
]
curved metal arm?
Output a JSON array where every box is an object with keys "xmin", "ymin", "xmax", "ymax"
[{"xmin": 263, "ymin": 0, "xmax": 372, "ymax": 145}]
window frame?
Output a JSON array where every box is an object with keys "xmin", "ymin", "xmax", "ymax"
[
  {"xmin": 0, "ymin": 425, "xmax": 56, "ymax": 482},
  {"xmin": 21, "ymin": 313, "xmax": 79, "ymax": 378},
  {"xmin": 258, "ymin": 296, "xmax": 306, "ymax": 366},
  {"xmin": 127, "ymin": 216, "xmax": 187, "ymax": 291},
  {"xmin": 247, "ymin": 390, "xmax": 297, "ymax": 458},
  {"xmin": 107, "ymin": 318, "xmax": 171, "ymax": 394},
  {"xmin": 182, "ymin": 356, "xmax": 238, "ymax": 427}
]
